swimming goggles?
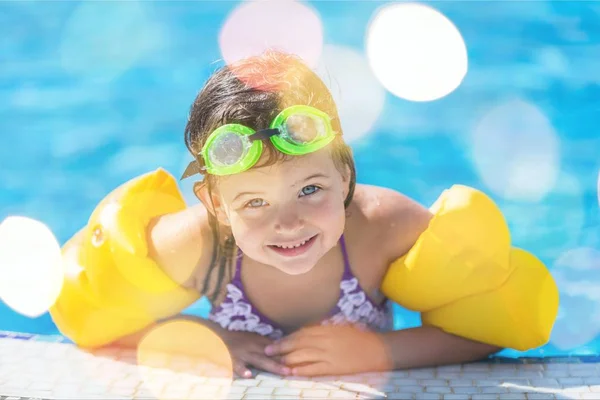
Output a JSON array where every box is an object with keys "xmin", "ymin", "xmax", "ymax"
[{"xmin": 181, "ymin": 105, "xmax": 336, "ymax": 178}]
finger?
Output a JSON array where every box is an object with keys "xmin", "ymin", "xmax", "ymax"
[
  {"xmin": 291, "ymin": 361, "xmax": 332, "ymax": 377},
  {"xmin": 233, "ymin": 359, "xmax": 252, "ymax": 379},
  {"xmin": 246, "ymin": 352, "xmax": 291, "ymax": 376},
  {"xmin": 281, "ymin": 348, "xmax": 325, "ymax": 366},
  {"xmin": 266, "ymin": 333, "xmax": 325, "ymax": 356},
  {"xmin": 246, "ymin": 335, "xmax": 274, "ymax": 353},
  {"xmin": 286, "ymin": 325, "xmax": 327, "ymax": 340}
]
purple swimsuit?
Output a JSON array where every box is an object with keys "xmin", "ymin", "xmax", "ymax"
[{"xmin": 208, "ymin": 235, "xmax": 393, "ymax": 339}]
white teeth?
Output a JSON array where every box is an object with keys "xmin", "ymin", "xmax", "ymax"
[{"xmin": 275, "ymin": 239, "xmax": 308, "ymax": 249}]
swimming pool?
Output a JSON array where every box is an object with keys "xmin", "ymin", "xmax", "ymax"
[{"xmin": 1, "ymin": 1, "xmax": 599, "ymax": 359}]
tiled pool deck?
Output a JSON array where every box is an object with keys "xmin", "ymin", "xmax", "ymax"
[{"xmin": 1, "ymin": 332, "xmax": 599, "ymax": 400}]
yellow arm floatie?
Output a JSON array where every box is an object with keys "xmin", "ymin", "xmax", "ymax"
[
  {"xmin": 49, "ymin": 168, "xmax": 201, "ymax": 348},
  {"xmin": 381, "ymin": 185, "xmax": 559, "ymax": 351}
]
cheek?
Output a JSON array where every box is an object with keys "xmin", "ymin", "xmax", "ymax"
[
  {"xmin": 227, "ymin": 212, "xmax": 268, "ymax": 246},
  {"xmin": 227, "ymin": 214, "xmax": 274, "ymax": 262},
  {"xmin": 306, "ymin": 194, "xmax": 346, "ymax": 227}
]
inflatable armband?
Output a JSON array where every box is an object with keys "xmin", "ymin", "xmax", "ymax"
[
  {"xmin": 49, "ymin": 169, "xmax": 201, "ymax": 348},
  {"xmin": 381, "ymin": 185, "xmax": 559, "ymax": 351}
]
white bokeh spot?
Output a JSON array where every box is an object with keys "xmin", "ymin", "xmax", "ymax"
[
  {"xmin": 471, "ymin": 98, "xmax": 560, "ymax": 201},
  {"xmin": 551, "ymin": 247, "xmax": 600, "ymax": 350},
  {"xmin": 219, "ymin": 0, "xmax": 323, "ymax": 69},
  {"xmin": 314, "ymin": 45, "xmax": 386, "ymax": 143},
  {"xmin": 501, "ymin": 172, "xmax": 585, "ymax": 261},
  {"xmin": 0, "ymin": 216, "xmax": 64, "ymax": 318},
  {"xmin": 366, "ymin": 3, "xmax": 468, "ymax": 102}
]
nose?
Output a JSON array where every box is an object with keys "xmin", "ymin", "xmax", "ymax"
[{"xmin": 274, "ymin": 206, "xmax": 304, "ymax": 235}]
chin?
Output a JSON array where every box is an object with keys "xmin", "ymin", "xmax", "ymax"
[{"xmin": 274, "ymin": 259, "xmax": 318, "ymax": 275}]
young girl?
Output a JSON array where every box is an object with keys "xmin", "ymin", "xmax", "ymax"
[{"xmin": 54, "ymin": 50, "xmax": 500, "ymax": 378}]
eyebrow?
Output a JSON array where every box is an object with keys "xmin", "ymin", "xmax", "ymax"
[
  {"xmin": 291, "ymin": 173, "xmax": 329, "ymax": 187},
  {"xmin": 232, "ymin": 173, "xmax": 330, "ymax": 203},
  {"xmin": 233, "ymin": 191, "xmax": 263, "ymax": 203}
]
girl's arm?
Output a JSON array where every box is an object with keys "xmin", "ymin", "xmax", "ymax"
[
  {"xmin": 379, "ymin": 326, "xmax": 501, "ymax": 370},
  {"xmin": 146, "ymin": 202, "xmax": 214, "ymax": 290},
  {"xmin": 111, "ymin": 313, "xmax": 223, "ymax": 349}
]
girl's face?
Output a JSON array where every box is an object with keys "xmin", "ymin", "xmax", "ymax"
[{"xmin": 212, "ymin": 149, "xmax": 350, "ymax": 275}]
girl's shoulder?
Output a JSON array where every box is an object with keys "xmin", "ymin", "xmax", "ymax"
[{"xmin": 348, "ymin": 184, "xmax": 433, "ymax": 263}]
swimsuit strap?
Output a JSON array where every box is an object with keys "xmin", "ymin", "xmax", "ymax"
[
  {"xmin": 231, "ymin": 247, "xmax": 244, "ymax": 284},
  {"xmin": 339, "ymin": 234, "xmax": 354, "ymax": 279}
]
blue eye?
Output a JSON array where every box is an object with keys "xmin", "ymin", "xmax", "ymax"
[
  {"xmin": 246, "ymin": 198, "xmax": 266, "ymax": 208},
  {"xmin": 300, "ymin": 185, "xmax": 320, "ymax": 196}
]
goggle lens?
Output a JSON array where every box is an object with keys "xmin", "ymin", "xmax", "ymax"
[
  {"xmin": 208, "ymin": 131, "xmax": 248, "ymax": 167},
  {"xmin": 283, "ymin": 113, "xmax": 328, "ymax": 144}
]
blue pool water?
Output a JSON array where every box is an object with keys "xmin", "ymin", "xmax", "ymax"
[{"xmin": 1, "ymin": 1, "xmax": 599, "ymax": 358}]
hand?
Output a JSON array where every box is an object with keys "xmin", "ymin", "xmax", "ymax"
[
  {"xmin": 219, "ymin": 329, "xmax": 291, "ymax": 378},
  {"xmin": 264, "ymin": 324, "xmax": 393, "ymax": 376}
]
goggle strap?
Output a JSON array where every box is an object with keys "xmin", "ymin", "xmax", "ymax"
[
  {"xmin": 248, "ymin": 128, "xmax": 279, "ymax": 142},
  {"xmin": 180, "ymin": 160, "xmax": 205, "ymax": 180}
]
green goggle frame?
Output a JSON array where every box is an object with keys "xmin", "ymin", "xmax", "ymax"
[{"xmin": 187, "ymin": 105, "xmax": 336, "ymax": 177}]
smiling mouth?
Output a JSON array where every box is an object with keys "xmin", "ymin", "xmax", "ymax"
[{"xmin": 267, "ymin": 235, "xmax": 318, "ymax": 257}]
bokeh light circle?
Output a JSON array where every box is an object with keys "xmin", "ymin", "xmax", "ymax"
[
  {"xmin": 137, "ymin": 319, "xmax": 233, "ymax": 400},
  {"xmin": 314, "ymin": 45, "xmax": 386, "ymax": 143},
  {"xmin": 0, "ymin": 216, "xmax": 64, "ymax": 317},
  {"xmin": 550, "ymin": 247, "xmax": 600, "ymax": 350},
  {"xmin": 471, "ymin": 98, "xmax": 560, "ymax": 201},
  {"xmin": 219, "ymin": 0, "xmax": 323, "ymax": 69},
  {"xmin": 500, "ymin": 172, "xmax": 585, "ymax": 263},
  {"xmin": 366, "ymin": 3, "xmax": 468, "ymax": 102}
]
